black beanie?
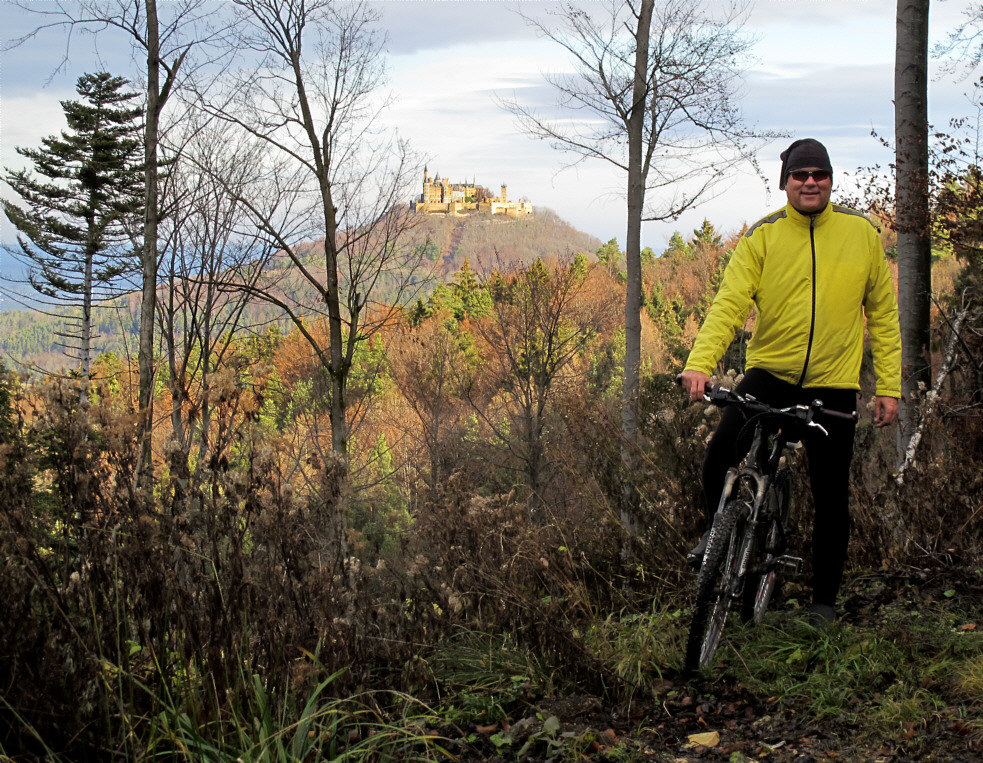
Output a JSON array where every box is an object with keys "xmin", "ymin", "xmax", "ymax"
[{"xmin": 779, "ymin": 138, "xmax": 833, "ymax": 190}]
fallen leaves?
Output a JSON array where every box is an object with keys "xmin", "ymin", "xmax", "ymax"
[{"xmin": 686, "ymin": 730, "xmax": 720, "ymax": 748}]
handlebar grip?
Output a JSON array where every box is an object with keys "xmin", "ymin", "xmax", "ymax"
[
  {"xmin": 675, "ymin": 373, "xmax": 714, "ymax": 395},
  {"xmin": 823, "ymin": 408, "xmax": 858, "ymax": 422}
]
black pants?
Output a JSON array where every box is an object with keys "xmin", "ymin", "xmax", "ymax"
[{"xmin": 701, "ymin": 368, "xmax": 858, "ymax": 607}]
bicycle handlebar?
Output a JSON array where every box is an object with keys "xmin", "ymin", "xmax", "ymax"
[
  {"xmin": 674, "ymin": 374, "xmax": 858, "ymax": 425},
  {"xmin": 821, "ymin": 407, "xmax": 858, "ymax": 421},
  {"xmin": 708, "ymin": 385, "xmax": 858, "ymax": 430}
]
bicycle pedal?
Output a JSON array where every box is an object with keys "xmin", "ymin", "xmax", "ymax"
[{"xmin": 775, "ymin": 555, "xmax": 803, "ymax": 573}]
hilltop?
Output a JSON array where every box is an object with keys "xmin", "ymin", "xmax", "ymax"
[{"xmin": 405, "ymin": 206, "xmax": 602, "ymax": 278}]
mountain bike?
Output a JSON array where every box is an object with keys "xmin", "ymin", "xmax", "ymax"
[{"xmin": 683, "ymin": 382, "xmax": 857, "ymax": 673}]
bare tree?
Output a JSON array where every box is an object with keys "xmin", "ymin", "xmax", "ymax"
[
  {"xmin": 389, "ymin": 315, "xmax": 474, "ymax": 499},
  {"xmin": 10, "ymin": 0, "xmax": 230, "ymax": 480},
  {"xmin": 895, "ymin": 0, "xmax": 933, "ymax": 450},
  {"xmin": 197, "ymin": 0, "xmax": 424, "ymax": 464},
  {"xmin": 935, "ymin": 2, "xmax": 983, "ymax": 73},
  {"xmin": 155, "ymin": 122, "xmax": 276, "ymax": 516},
  {"xmin": 505, "ymin": 0, "xmax": 773, "ymax": 528},
  {"xmin": 466, "ymin": 257, "xmax": 611, "ymax": 513}
]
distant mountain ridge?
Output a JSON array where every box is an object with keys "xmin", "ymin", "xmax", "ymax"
[{"xmin": 0, "ymin": 209, "xmax": 603, "ymax": 372}]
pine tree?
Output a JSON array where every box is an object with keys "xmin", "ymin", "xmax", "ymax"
[
  {"xmin": 596, "ymin": 238, "xmax": 621, "ymax": 265},
  {"xmin": 450, "ymin": 260, "xmax": 492, "ymax": 320},
  {"xmin": 3, "ymin": 72, "xmax": 144, "ymax": 383},
  {"xmin": 663, "ymin": 231, "xmax": 692, "ymax": 260},
  {"xmin": 691, "ymin": 218, "xmax": 722, "ymax": 248}
]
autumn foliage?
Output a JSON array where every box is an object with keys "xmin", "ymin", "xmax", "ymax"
[{"xmin": 1, "ymin": 221, "xmax": 980, "ymax": 757}]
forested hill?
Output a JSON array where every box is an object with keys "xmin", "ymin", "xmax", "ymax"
[
  {"xmin": 0, "ymin": 294, "xmax": 142, "ymax": 375},
  {"xmin": 406, "ymin": 207, "xmax": 603, "ymax": 277},
  {"xmin": 0, "ymin": 208, "xmax": 603, "ymax": 371}
]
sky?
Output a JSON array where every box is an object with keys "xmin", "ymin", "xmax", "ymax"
[{"xmin": 0, "ymin": 0, "xmax": 977, "ymax": 260}]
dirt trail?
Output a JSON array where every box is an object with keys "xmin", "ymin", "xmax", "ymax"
[{"xmin": 441, "ymin": 566, "xmax": 983, "ymax": 761}]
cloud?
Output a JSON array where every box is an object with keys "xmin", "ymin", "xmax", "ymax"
[
  {"xmin": 378, "ymin": 0, "xmax": 544, "ymax": 55},
  {"xmin": 0, "ymin": 93, "xmax": 71, "ymax": 170},
  {"xmin": 745, "ymin": 63, "xmax": 895, "ymax": 134},
  {"xmin": 3, "ymin": 0, "xmax": 977, "ymax": 251},
  {"xmin": 1, "ymin": 3, "xmax": 137, "ymax": 96}
]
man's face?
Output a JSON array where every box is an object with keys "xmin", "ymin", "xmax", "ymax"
[{"xmin": 785, "ymin": 167, "xmax": 832, "ymax": 214}]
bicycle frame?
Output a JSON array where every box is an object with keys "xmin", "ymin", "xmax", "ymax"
[{"xmin": 726, "ymin": 412, "xmax": 800, "ymax": 582}]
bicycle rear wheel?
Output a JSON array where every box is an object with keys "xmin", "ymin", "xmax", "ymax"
[
  {"xmin": 740, "ymin": 477, "xmax": 790, "ymax": 624},
  {"xmin": 685, "ymin": 499, "xmax": 751, "ymax": 672}
]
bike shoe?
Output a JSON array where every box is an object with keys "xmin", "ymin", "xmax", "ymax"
[{"xmin": 686, "ymin": 530, "xmax": 711, "ymax": 567}]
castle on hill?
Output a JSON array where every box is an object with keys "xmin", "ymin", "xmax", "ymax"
[{"xmin": 410, "ymin": 168, "xmax": 533, "ymax": 217}]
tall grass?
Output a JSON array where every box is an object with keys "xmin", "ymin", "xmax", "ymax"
[
  {"xmin": 147, "ymin": 666, "xmax": 452, "ymax": 761},
  {"xmin": 0, "ymin": 372, "xmax": 440, "ymax": 757}
]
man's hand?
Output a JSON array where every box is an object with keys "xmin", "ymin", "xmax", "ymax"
[
  {"xmin": 874, "ymin": 396, "xmax": 899, "ymax": 427},
  {"xmin": 680, "ymin": 370, "xmax": 712, "ymax": 402}
]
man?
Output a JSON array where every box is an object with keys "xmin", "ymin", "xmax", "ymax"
[{"xmin": 680, "ymin": 138, "xmax": 902, "ymax": 625}]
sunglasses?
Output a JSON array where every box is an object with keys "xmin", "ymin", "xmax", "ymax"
[{"xmin": 789, "ymin": 169, "xmax": 831, "ymax": 183}]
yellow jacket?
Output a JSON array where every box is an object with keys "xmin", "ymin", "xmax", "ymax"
[{"xmin": 685, "ymin": 202, "xmax": 902, "ymax": 397}]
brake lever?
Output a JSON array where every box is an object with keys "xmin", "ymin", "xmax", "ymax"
[{"xmin": 806, "ymin": 420, "xmax": 829, "ymax": 437}]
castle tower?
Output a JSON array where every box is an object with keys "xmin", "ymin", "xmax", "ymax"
[{"xmin": 500, "ymin": 184, "xmax": 507, "ymax": 202}]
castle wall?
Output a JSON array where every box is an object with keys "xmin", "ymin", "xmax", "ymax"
[{"xmin": 414, "ymin": 173, "xmax": 531, "ymax": 216}]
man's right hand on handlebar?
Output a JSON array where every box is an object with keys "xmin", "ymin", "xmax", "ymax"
[{"xmin": 680, "ymin": 369, "xmax": 712, "ymax": 402}]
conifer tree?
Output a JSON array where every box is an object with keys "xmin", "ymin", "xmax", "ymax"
[
  {"xmin": 449, "ymin": 260, "xmax": 492, "ymax": 320},
  {"xmin": 596, "ymin": 238, "xmax": 621, "ymax": 265},
  {"xmin": 663, "ymin": 232, "xmax": 692, "ymax": 260},
  {"xmin": 3, "ymin": 72, "xmax": 144, "ymax": 384},
  {"xmin": 691, "ymin": 218, "xmax": 722, "ymax": 248}
]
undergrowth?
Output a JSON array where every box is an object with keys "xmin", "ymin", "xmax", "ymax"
[
  {"xmin": 428, "ymin": 630, "xmax": 556, "ymax": 726},
  {"xmin": 147, "ymin": 666, "xmax": 453, "ymax": 761},
  {"xmin": 583, "ymin": 607, "xmax": 687, "ymax": 686},
  {"xmin": 0, "ymin": 288, "xmax": 980, "ymax": 760},
  {"xmin": 702, "ymin": 590, "xmax": 983, "ymax": 752}
]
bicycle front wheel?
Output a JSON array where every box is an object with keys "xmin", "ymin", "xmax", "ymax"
[{"xmin": 685, "ymin": 499, "xmax": 751, "ymax": 672}]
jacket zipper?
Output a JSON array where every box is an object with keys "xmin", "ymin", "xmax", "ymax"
[{"xmin": 797, "ymin": 215, "xmax": 817, "ymax": 386}]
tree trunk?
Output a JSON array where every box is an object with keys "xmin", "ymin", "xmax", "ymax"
[
  {"xmin": 895, "ymin": 0, "xmax": 932, "ymax": 453},
  {"xmin": 620, "ymin": 0, "xmax": 653, "ymax": 534},
  {"xmin": 138, "ymin": 0, "xmax": 161, "ymax": 485},
  {"xmin": 322, "ymin": 191, "xmax": 347, "ymax": 459},
  {"xmin": 82, "ymin": 207, "xmax": 96, "ymax": 406},
  {"xmin": 163, "ymin": 279, "xmax": 190, "ymax": 517}
]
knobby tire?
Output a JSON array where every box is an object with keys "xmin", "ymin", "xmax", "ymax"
[{"xmin": 685, "ymin": 500, "xmax": 750, "ymax": 672}]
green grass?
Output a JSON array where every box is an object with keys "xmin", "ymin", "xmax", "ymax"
[
  {"xmin": 712, "ymin": 603, "xmax": 983, "ymax": 745},
  {"xmin": 4, "ymin": 657, "xmax": 455, "ymax": 762},
  {"xmin": 583, "ymin": 607, "xmax": 687, "ymax": 687},
  {"xmin": 427, "ymin": 629, "xmax": 556, "ymax": 726},
  {"xmin": 145, "ymin": 665, "xmax": 454, "ymax": 762}
]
